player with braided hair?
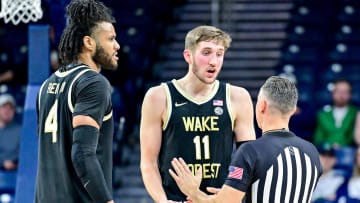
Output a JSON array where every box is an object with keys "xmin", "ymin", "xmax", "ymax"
[{"xmin": 35, "ymin": 0, "xmax": 119, "ymax": 202}]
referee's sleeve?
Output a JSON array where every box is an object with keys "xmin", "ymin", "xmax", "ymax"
[{"xmin": 224, "ymin": 143, "xmax": 255, "ymax": 192}]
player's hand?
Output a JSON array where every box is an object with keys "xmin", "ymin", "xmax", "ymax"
[
  {"xmin": 186, "ymin": 197, "xmax": 193, "ymax": 203},
  {"xmin": 106, "ymin": 200, "xmax": 115, "ymax": 203},
  {"xmin": 206, "ymin": 187, "xmax": 221, "ymax": 195},
  {"xmin": 169, "ymin": 157, "xmax": 202, "ymax": 197}
]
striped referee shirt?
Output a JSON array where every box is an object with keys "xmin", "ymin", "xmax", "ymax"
[{"xmin": 225, "ymin": 130, "xmax": 322, "ymax": 203}]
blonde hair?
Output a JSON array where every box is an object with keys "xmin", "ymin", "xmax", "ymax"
[{"xmin": 184, "ymin": 25, "xmax": 232, "ymax": 52}]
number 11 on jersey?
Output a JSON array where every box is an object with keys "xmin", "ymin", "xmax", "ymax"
[
  {"xmin": 193, "ymin": 135, "xmax": 210, "ymax": 160},
  {"xmin": 44, "ymin": 100, "xmax": 58, "ymax": 143}
]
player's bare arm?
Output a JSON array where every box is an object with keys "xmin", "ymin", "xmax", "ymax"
[
  {"xmin": 230, "ymin": 85, "xmax": 256, "ymax": 142},
  {"xmin": 140, "ymin": 85, "xmax": 169, "ymax": 203},
  {"xmin": 73, "ymin": 115, "xmax": 99, "ymax": 128},
  {"xmin": 169, "ymin": 158, "xmax": 245, "ymax": 203}
]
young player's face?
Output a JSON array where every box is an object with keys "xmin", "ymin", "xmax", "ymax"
[
  {"xmin": 190, "ymin": 40, "xmax": 225, "ymax": 84},
  {"xmin": 92, "ymin": 22, "xmax": 120, "ymax": 70}
]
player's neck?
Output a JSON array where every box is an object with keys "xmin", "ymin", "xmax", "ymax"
[
  {"xmin": 178, "ymin": 74, "xmax": 217, "ymax": 97},
  {"xmin": 77, "ymin": 56, "xmax": 101, "ymax": 72}
]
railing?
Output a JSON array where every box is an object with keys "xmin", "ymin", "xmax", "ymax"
[{"xmin": 211, "ymin": 0, "xmax": 219, "ymax": 27}]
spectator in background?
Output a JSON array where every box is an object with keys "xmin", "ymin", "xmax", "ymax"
[
  {"xmin": 312, "ymin": 143, "xmax": 345, "ymax": 203},
  {"xmin": 347, "ymin": 147, "xmax": 360, "ymax": 200},
  {"xmin": 354, "ymin": 113, "xmax": 360, "ymax": 146},
  {"xmin": 0, "ymin": 94, "xmax": 20, "ymax": 171},
  {"xmin": 313, "ymin": 79, "xmax": 357, "ymax": 147},
  {"xmin": 0, "ymin": 67, "xmax": 14, "ymax": 84}
]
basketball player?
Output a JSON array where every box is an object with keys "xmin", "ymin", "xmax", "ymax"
[
  {"xmin": 169, "ymin": 76, "xmax": 323, "ymax": 203},
  {"xmin": 35, "ymin": 0, "xmax": 119, "ymax": 202},
  {"xmin": 140, "ymin": 25, "xmax": 256, "ymax": 202}
]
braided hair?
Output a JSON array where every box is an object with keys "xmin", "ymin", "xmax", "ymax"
[{"xmin": 58, "ymin": 0, "xmax": 115, "ymax": 66}]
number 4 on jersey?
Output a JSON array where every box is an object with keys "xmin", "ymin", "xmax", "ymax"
[{"xmin": 44, "ymin": 100, "xmax": 58, "ymax": 143}]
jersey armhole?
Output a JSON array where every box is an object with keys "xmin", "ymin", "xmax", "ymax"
[
  {"xmin": 161, "ymin": 83, "xmax": 172, "ymax": 130},
  {"xmin": 67, "ymin": 69, "xmax": 92, "ymax": 113},
  {"xmin": 38, "ymin": 79, "xmax": 48, "ymax": 110},
  {"xmin": 226, "ymin": 83, "xmax": 235, "ymax": 130}
]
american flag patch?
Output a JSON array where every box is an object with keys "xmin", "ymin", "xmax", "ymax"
[
  {"xmin": 228, "ymin": 166, "xmax": 243, "ymax": 180},
  {"xmin": 213, "ymin": 99, "xmax": 223, "ymax": 106}
]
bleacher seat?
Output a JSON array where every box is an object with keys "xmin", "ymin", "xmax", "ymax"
[
  {"xmin": 282, "ymin": 44, "xmax": 326, "ymax": 63},
  {"xmin": 335, "ymin": 147, "xmax": 356, "ymax": 178},
  {"xmin": 329, "ymin": 44, "xmax": 360, "ymax": 61},
  {"xmin": 0, "ymin": 171, "xmax": 16, "ymax": 195}
]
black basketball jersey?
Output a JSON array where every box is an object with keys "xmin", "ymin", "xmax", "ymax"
[
  {"xmin": 35, "ymin": 64, "xmax": 114, "ymax": 203},
  {"xmin": 160, "ymin": 79, "xmax": 235, "ymax": 201},
  {"xmin": 225, "ymin": 131, "xmax": 322, "ymax": 203}
]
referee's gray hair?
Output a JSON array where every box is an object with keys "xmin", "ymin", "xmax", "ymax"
[{"xmin": 260, "ymin": 76, "xmax": 298, "ymax": 114}]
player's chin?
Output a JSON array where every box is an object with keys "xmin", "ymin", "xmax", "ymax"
[
  {"xmin": 203, "ymin": 76, "xmax": 217, "ymax": 84},
  {"xmin": 102, "ymin": 64, "xmax": 118, "ymax": 71},
  {"xmin": 105, "ymin": 60, "xmax": 119, "ymax": 70}
]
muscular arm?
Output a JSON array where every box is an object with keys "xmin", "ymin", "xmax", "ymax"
[
  {"xmin": 230, "ymin": 86, "xmax": 256, "ymax": 142},
  {"xmin": 71, "ymin": 116, "xmax": 114, "ymax": 203},
  {"xmin": 140, "ymin": 86, "xmax": 168, "ymax": 203},
  {"xmin": 71, "ymin": 75, "xmax": 114, "ymax": 203},
  {"xmin": 181, "ymin": 184, "xmax": 245, "ymax": 203}
]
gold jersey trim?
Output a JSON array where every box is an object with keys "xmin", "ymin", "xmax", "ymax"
[
  {"xmin": 103, "ymin": 110, "xmax": 113, "ymax": 121},
  {"xmin": 54, "ymin": 65, "xmax": 88, "ymax": 77},
  {"xmin": 162, "ymin": 83, "xmax": 172, "ymax": 130},
  {"xmin": 38, "ymin": 79, "xmax": 48, "ymax": 111},
  {"xmin": 67, "ymin": 69, "xmax": 93, "ymax": 113},
  {"xmin": 225, "ymin": 83, "xmax": 235, "ymax": 130}
]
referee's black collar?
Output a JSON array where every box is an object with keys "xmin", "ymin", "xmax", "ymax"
[{"xmin": 262, "ymin": 129, "xmax": 295, "ymax": 137}]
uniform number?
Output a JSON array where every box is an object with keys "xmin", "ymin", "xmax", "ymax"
[
  {"xmin": 193, "ymin": 135, "xmax": 210, "ymax": 160},
  {"xmin": 44, "ymin": 100, "xmax": 58, "ymax": 143}
]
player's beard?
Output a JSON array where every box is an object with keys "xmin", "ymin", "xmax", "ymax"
[{"xmin": 93, "ymin": 45, "xmax": 118, "ymax": 70}]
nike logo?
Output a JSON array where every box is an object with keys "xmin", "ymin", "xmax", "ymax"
[
  {"xmin": 175, "ymin": 102, "xmax": 187, "ymax": 107},
  {"xmin": 84, "ymin": 180, "xmax": 90, "ymax": 188}
]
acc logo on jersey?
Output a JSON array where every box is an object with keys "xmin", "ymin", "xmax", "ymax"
[{"xmin": 214, "ymin": 107, "xmax": 223, "ymax": 115}]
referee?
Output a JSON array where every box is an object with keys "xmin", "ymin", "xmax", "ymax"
[{"xmin": 169, "ymin": 76, "xmax": 322, "ymax": 203}]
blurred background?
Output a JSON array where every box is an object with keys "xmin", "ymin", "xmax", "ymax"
[{"xmin": 0, "ymin": 0, "xmax": 360, "ymax": 202}]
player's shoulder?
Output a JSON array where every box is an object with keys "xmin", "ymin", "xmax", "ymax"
[
  {"xmin": 143, "ymin": 83, "xmax": 167, "ymax": 104},
  {"xmin": 77, "ymin": 69, "xmax": 109, "ymax": 85},
  {"xmin": 226, "ymin": 83, "xmax": 251, "ymax": 100}
]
